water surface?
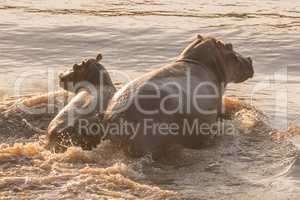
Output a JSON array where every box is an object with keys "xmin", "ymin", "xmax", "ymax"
[{"xmin": 0, "ymin": 1, "xmax": 300, "ymax": 199}]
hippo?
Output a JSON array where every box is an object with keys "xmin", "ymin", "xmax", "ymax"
[
  {"xmin": 46, "ymin": 54, "xmax": 116, "ymax": 152},
  {"xmin": 103, "ymin": 35, "xmax": 254, "ymax": 157}
]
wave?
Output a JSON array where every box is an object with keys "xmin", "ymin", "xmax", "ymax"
[
  {"xmin": 1, "ymin": 5, "xmax": 300, "ymax": 19},
  {"xmin": 0, "ymin": 92, "xmax": 300, "ymax": 199}
]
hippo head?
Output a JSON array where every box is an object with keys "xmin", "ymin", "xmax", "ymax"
[
  {"xmin": 214, "ymin": 39, "xmax": 254, "ymax": 83},
  {"xmin": 179, "ymin": 35, "xmax": 254, "ymax": 84},
  {"xmin": 59, "ymin": 53, "xmax": 115, "ymax": 93},
  {"xmin": 46, "ymin": 54, "xmax": 116, "ymax": 153}
]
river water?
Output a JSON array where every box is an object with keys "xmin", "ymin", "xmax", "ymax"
[{"xmin": 0, "ymin": 0, "xmax": 300, "ymax": 199}]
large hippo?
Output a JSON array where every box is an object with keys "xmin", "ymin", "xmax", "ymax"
[
  {"xmin": 103, "ymin": 35, "xmax": 254, "ymax": 157},
  {"xmin": 46, "ymin": 54, "xmax": 116, "ymax": 152}
]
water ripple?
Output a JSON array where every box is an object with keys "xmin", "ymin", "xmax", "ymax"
[{"xmin": 1, "ymin": 5, "xmax": 300, "ymax": 19}]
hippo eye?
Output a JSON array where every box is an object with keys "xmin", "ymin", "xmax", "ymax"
[{"xmin": 225, "ymin": 43, "xmax": 233, "ymax": 51}]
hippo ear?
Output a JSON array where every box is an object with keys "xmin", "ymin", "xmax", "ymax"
[
  {"xmin": 197, "ymin": 34, "xmax": 204, "ymax": 41},
  {"xmin": 96, "ymin": 53, "xmax": 102, "ymax": 62},
  {"xmin": 225, "ymin": 43, "xmax": 233, "ymax": 51},
  {"xmin": 81, "ymin": 60, "xmax": 87, "ymax": 66}
]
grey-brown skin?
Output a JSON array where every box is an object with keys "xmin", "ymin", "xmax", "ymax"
[
  {"xmin": 46, "ymin": 54, "xmax": 116, "ymax": 152},
  {"xmin": 103, "ymin": 35, "xmax": 254, "ymax": 157}
]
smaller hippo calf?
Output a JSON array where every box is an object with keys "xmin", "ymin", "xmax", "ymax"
[{"xmin": 46, "ymin": 54, "xmax": 116, "ymax": 152}]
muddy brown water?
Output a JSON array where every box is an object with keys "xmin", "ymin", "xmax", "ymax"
[{"xmin": 0, "ymin": 0, "xmax": 300, "ymax": 199}]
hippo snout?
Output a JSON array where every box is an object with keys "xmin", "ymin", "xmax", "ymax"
[
  {"xmin": 59, "ymin": 73, "xmax": 64, "ymax": 80},
  {"xmin": 59, "ymin": 70, "xmax": 74, "ymax": 82},
  {"xmin": 246, "ymin": 57, "xmax": 254, "ymax": 78},
  {"xmin": 247, "ymin": 57, "xmax": 252, "ymax": 65}
]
